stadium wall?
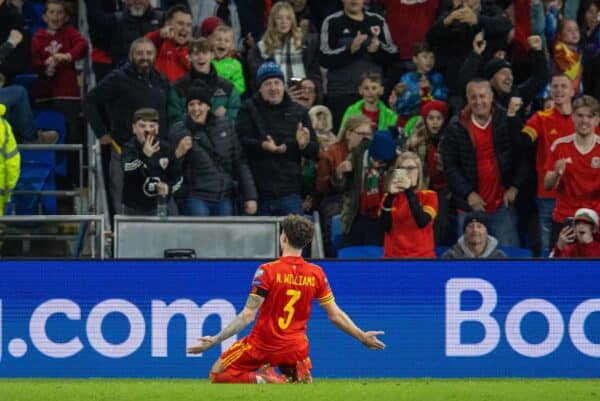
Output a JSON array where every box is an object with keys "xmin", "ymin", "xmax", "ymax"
[{"xmin": 0, "ymin": 260, "xmax": 599, "ymax": 378}]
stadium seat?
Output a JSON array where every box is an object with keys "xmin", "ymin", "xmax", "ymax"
[
  {"xmin": 35, "ymin": 110, "xmax": 67, "ymax": 176},
  {"xmin": 435, "ymin": 246, "xmax": 449, "ymax": 257},
  {"xmin": 337, "ymin": 246, "xmax": 384, "ymax": 258},
  {"xmin": 13, "ymin": 74, "xmax": 38, "ymax": 106},
  {"xmin": 499, "ymin": 247, "xmax": 533, "ymax": 258},
  {"xmin": 331, "ymin": 214, "xmax": 342, "ymax": 251},
  {"xmin": 7, "ymin": 160, "xmax": 53, "ymax": 216}
]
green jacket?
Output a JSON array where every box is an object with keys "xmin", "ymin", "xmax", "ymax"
[
  {"xmin": 339, "ymin": 100, "xmax": 398, "ymax": 132},
  {"xmin": 167, "ymin": 69, "xmax": 241, "ymax": 125},
  {"xmin": 0, "ymin": 104, "xmax": 20, "ymax": 215},
  {"xmin": 212, "ymin": 57, "xmax": 246, "ymax": 96}
]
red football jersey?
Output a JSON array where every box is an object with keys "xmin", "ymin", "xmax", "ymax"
[
  {"xmin": 383, "ymin": 190, "xmax": 438, "ymax": 258},
  {"xmin": 248, "ymin": 256, "xmax": 334, "ymax": 352},
  {"xmin": 522, "ymin": 108, "xmax": 574, "ymax": 198},
  {"xmin": 544, "ymin": 134, "xmax": 600, "ymax": 223}
]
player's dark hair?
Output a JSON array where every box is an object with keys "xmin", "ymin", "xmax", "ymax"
[
  {"xmin": 360, "ymin": 72, "xmax": 382, "ymax": 86},
  {"xmin": 282, "ymin": 215, "xmax": 314, "ymax": 250},
  {"xmin": 45, "ymin": 0, "xmax": 66, "ymax": 13},
  {"xmin": 413, "ymin": 41, "xmax": 432, "ymax": 57},
  {"xmin": 166, "ymin": 4, "xmax": 191, "ymax": 21}
]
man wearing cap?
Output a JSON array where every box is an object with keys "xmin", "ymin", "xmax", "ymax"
[
  {"xmin": 442, "ymin": 211, "xmax": 507, "ymax": 258},
  {"xmin": 457, "ymin": 35, "xmax": 547, "ymax": 113},
  {"xmin": 169, "ymin": 83, "xmax": 256, "ymax": 216},
  {"xmin": 236, "ymin": 60, "xmax": 318, "ymax": 216},
  {"xmin": 441, "ymin": 78, "xmax": 523, "ymax": 248},
  {"xmin": 551, "ymin": 208, "xmax": 600, "ymax": 257},
  {"xmin": 332, "ymin": 130, "xmax": 398, "ymax": 248}
]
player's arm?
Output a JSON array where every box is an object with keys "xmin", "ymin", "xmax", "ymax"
[
  {"xmin": 320, "ymin": 300, "xmax": 385, "ymax": 350},
  {"xmin": 187, "ymin": 294, "xmax": 264, "ymax": 354}
]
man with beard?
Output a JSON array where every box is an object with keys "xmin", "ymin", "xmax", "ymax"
[
  {"xmin": 442, "ymin": 211, "xmax": 507, "ymax": 258},
  {"xmin": 86, "ymin": 0, "xmax": 164, "ymax": 80},
  {"xmin": 85, "ymin": 37, "xmax": 169, "ymax": 215}
]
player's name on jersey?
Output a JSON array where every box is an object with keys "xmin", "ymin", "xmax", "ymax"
[{"xmin": 276, "ymin": 273, "xmax": 316, "ymax": 287}]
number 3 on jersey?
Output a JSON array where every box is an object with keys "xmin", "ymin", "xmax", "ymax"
[{"xmin": 278, "ymin": 289, "xmax": 302, "ymax": 329}]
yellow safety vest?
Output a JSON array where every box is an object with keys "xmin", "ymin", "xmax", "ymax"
[{"xmin": 0, "ymin": 104, "xmax": 21, "ymax": 216}]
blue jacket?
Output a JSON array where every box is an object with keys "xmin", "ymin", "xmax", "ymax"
[{"xmin": 394, "ymin": 71, "xmax": 448, "ymax": 117}]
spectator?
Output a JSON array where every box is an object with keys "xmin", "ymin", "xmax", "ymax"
[
  {"xmin": 581, "ymin": 0, "xmax": 600, "ymax": 99},
  {"xmin": 544, "ymin": 95, "xmax": 600, "ymax": 246},
  {"xmin": 371, "ymin": 0, "xmax": 441, "ymax": 83},
  {"xmin": 168, "ymin": 37, "xmax": 240, "ymax": 125},
  {"xmin": 289, "ymin": 0, "xmax": 320, "ymax": 36},
  {"xmin": 442, "ymin": 211, "xmax": 508, "ymax": 258},
  {"xmin": 316, "ymin": 114, "xmax": 372, "ymax": 256},
  {"xmin": 0, "ymin": 0, "xmax": 28, "ymax": 86},
  {"xmin": 332, "ymin": 129, "xmax": 397, "ymax": 248},
  {"xmin": 440, "ymin": 78, "xmax": 523, "ymax": 248},
  {"xmin": 308, "ymin": 105, "xmax": 336, "ymax": 149},
  {"xmin": 520, "ymin": 74, "xmax": 575, "ymax": 255},
  {"xmin": 339, "ymin": 72, "xmax": 397, "ymax": 134},
  {"xmin": 145, "ymin": 4, "xmax": 192, "ymax": 83},
  {"xmin": 553, "ymin": 19, "xmax": 583, "ymax": 93},
  {"xmin": 320, "ymin": 0, "xmax": 397, "ymax": 130},
  {"xmin": 380, "ymin": 151, "xmax": 438, "ymax": 258},
  {"xmin": 405, "ymin": 100, "xmax": 453, "ymax": 246},
  {"xmin": 85, "ymin": 37, "xmax": 169, "ymax": 215},
  {"xmin": 247, "ymin": 1, "xmax": 321, "ymax": 92},
  {"xmin": 236, "ymin": 60, "xmax": 318, "ymax": 216},
  {"xmin": 458, "ymin": 34, "xmax": 547, "ymax": 113},
  {"xmin": 169, "ymin": 0, "xmax": 242, "ymax": 43},
  {"xmin": 551, "ymin": 207, "xmax": 600, "ymax": 257},
  {"xmin": 85, "ymin": 0, "xmax": 164, "ymax": 78},
  {"xmin": 289, "ymin": 77, "xmax": 321, "ymax": 109},
  {"xmin": 391, "ymin": 42, "xmax": 448, "ymax": 126},
  {"xmin": 0, "ymin": 85, "xmax": 58, "ymax": 144},
  {"xmin": 30, "ymin": 0, "xmax": 88, "ymax": 146},
  {"xmin": 211, "ymin": 25, "xmax": 246, "ymax": 96},
  {"xmin": 122, "ymin": 108, "xmax": 182, "ymax": 216},
  {"xmin": 169, "ymin": 84, "xmax": 257, "ymax": 216},
  {"xmin": 427, "ymin": 0, "xmax": 512, "ymax": 110},
  {"xmin": 0, "ymin": 103, "xmax": 20, "ymax": 216}
]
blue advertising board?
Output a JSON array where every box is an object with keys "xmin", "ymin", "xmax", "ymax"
[{"xmin": 0, "ymin": 260, "xmax": 598, "ymax": 378}]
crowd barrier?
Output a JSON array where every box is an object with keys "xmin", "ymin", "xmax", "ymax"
[{"xmin": 0, "ymin": 259, "xmax": 598, "ymax": 378}]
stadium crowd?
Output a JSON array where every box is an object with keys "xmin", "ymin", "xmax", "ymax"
[{"xmin": 1, "ymin": 0, "xmax": 600, "ymax": 258}]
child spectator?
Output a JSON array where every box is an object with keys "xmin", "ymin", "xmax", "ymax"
[
  {"xmin": 339, "ymin": 72, "xmax": 397, "ymax": 134},
  {"xmin": 553, "ymin": 18, "xmax": 583, "ymax": 93},
  {"xmin": 391, "ymin": 42, "xmax": 448, "ymax": 126},
  {"xmin": 379, "ymin": 151, "xmax": 438, "ymax": 258},
  {"xmin": 211, "ymin": 25, "xmax": 246, "ymax": 96},
  {"xmin": 551, "ymin": 208, "xmax": 600, "ymax": 257},
  {"xmin": 122, "ymin": 108, "xmax": 182, "ymax": 216},
  {"xmin": 168, "ymin": 37, "xmax": 240, "ymax": 125},
  {"xmin": 308, "ymin": 105, "xmax": 336, "ymax": 150},
  {"xmin": 31, "ymin": 0, "xmax": 88, "ymax": 146},
  {"xmin": 145, "ymin": 4, "xmax": 192, "ymax": 83}
]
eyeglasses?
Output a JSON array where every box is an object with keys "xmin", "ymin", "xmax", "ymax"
[
  {"xmin": 352, "ymin": 130, "xmax": 372, "ymax": 136},
  {"xmin": 300, "ymin": 85, "xmax": 316, "ymax": 93}
]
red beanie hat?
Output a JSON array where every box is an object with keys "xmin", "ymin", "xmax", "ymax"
[
  {"xmin": 420, "ymin": 100, "xmax": 449, "ymax": 120},
  {"xmin": 200, "ymin": 16, "xmax": 224, "ymax": 37}
]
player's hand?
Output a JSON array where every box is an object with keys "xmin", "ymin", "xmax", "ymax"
[
  {"xmin": 555, "ymin": 158, "xmax": 567, "ymax": 176},
  {"xmin": 527, "ymin": 35, "xmax": 543, "ymax": 51},
  {"xmin": 8, "ymin": 29, "xmax": 23, "ymax": 47},
  {"xmin": 361, "ymin": 331, "xmax": 386, "ymax": 350},
  {"xmin": 556, "ymin": 225, "xmax": 575, "ymax": 250},
  {"xmin": 175, "ymin": 136, "xmax": 192, "ymax": 158},
  {"xmin": 156, "ymin": 182, "xmax": 169, "ymax": 196},
  {"xmin": 262, "ymin": 135, "xmax": 279, "ymax": 153},
  {"xmin": 367, "ymin": 36, "xmax": 380, "ymax": 53},
  {"xmin": 350, "ymin": 31, "xmax": 368, "ymax": 54},
  {"xmin": 99, "ymin": 134, "xmax": 113, "ymax": 145},
  {"xmin": 160, "ymin": 25, "xmax": 176, "ymax": 39},
  {"xmin": 244, "ymin": 200, "xmax": 257, "ymax": 215},
  {"xmin": 187, "ymin": 336, "xmax": 217, "ymax": 354}
]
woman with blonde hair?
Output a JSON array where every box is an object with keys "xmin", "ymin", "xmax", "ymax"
[
  {"xmin": 316, "ymin": 114, "xmax": 372, "ymax": 256},
  {"xmin": 247, "ymin": 1, "xmax": 321, "ymax": 91},
  {"xmin": 379, "ymin": 151, "xmax": 438, "ymax": 258}
]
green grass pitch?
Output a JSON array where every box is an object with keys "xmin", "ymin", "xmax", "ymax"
[{"xmin": 0, "ymin": 379, "xmax": 599, "ymax": 401}]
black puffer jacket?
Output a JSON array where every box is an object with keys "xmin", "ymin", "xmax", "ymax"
[
  {"xmin": 236, "ymin": 93, "xmax": 319, "ymax": 200},
  {"xmin": 440, "ymin": 106, "xmax": 523, "ymax": 211},
  {"xmin": 0, "ymin": 2, "xmax": 28, "ymax": 84},
  {"xmin": 170, "ymin": 115, "xmax": 257, "ymax": 202}
]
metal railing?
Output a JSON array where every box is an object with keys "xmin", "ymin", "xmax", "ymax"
[{"xmin": 0, "ymin": 214, "xmax": 105, "ymax": 258}]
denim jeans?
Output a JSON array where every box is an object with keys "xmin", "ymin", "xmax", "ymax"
[
  {"xmin": 457, "ymin": 205, "xmax": 520, "ymax": 248},
  {"xmin": 536, "ymin": 197, "xmax": 556, "ymax": 256},
  {"xmin": 258, "ymin": 194, "xmax": 303, "ymax": 216},
  {"xmin": 178, "ymin": 197, "xmax": 233, "ymax": 216},
  {"xmin": 0, "ymin": 85, "xmax": 36, "ymax": 142}
]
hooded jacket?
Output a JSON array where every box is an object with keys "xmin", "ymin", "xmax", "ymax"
[{"xmin": 442, "ymin": 234, "xmax": 507, "ymax": 258}]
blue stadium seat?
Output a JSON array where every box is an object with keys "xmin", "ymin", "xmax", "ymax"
[
  {"xmin": 337, "ymin": 246, "xmax": 384, "ymax": 259},
  {"xmin": 7, "ymin": 160, "xmax": 54, "ymax": 216},
  {"xmin": 331, "ymin": 214, "xmax": 342, "ymax": 251},
  {"xmin": 500, "ymin": 247, "xmax": 533, "ymax": 258},
  {"xmin": 35, "ymin": 110, "xmax": 67, "ymax": 176},
  {"xmin": 435, "ymin": 246, "xmax": 449, "ymax": 257},
  {"xmin": 13, "ymin": 74, "xmax": 38, "ymax": 104}
]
